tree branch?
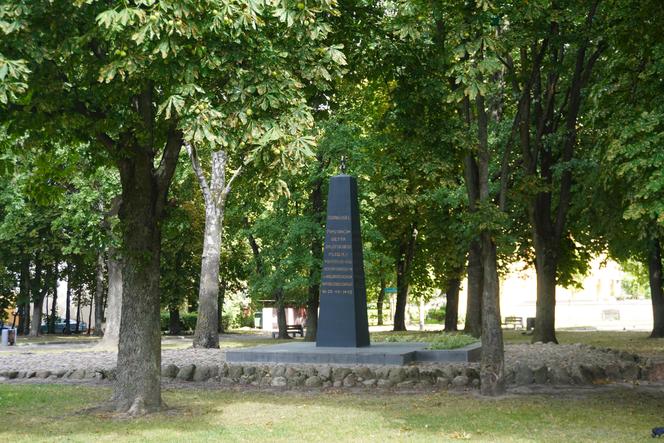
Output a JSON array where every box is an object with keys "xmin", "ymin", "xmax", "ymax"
[
  {"xmin": 155, "ymin": 127, "xmax": 183, "ymax": 213},
  {"xmin": 223, "ymin": 163, "xmax": 244, "ymax": 197},
  {"xmin": 96, "ymin": 133, "xmax": 116, "ymax": 153},
  {"xmin": 554, "ymin": 1, "xmax": 602, "ymax": 240},
  {"xmin": 185, "ymin": 141, "xmax": 211, "ymax": 203}
]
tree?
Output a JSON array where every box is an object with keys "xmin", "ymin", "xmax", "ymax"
[
  {"xmin": 582, "ymin": 0, "xmax": 664, "ymax": 337},
  {"xmin": 3, "ymin": 0, "xmax": 347, "ymax": 413}
]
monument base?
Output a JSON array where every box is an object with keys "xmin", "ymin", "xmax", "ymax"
[{"xmin": 225, "ymin": 342, "xmax": 481, "ymax": 365}]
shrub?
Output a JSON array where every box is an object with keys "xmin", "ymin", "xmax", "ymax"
[
  {"xmin": 181, "ymin": 312, "xmax": 197, "ymax": 332},
  {"xmin": 426, "ymin": 306, "xmax": 446, "ymax": 323},
  {"xmin": 160, "ymin": 310, "xmax": 197, "ymax": 333},
  {"xmin": 160, "ymin": 311, "xmax": 170, "ymax": 332},
  {"xmin": 237, "ymin": 313, "xmax": 255, "ymax": 328}
]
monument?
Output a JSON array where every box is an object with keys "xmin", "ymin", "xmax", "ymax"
[
  {"xmin": 316, "ymin": 169, "xmax": 370, "ymax": 347},
  {"xmin": 225, "ymin": 161, "xmax": 480, "ymax": 364}
]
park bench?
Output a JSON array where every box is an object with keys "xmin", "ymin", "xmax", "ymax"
[
  {"xmin": 502, "ymin": 316, "xmax": 523, "ymax": 330},
  {"xmin": 271, "ymin": 324, "xmax": 304, "ymax": 339}
]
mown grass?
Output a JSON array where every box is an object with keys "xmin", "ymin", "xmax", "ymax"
[
  {"xmin": 371, "ymin": 331, "xmax": 478, "ymax": 350},
  {"xmin": 0, "ymin": 383, "xmax": 662, "ymax": 442}
]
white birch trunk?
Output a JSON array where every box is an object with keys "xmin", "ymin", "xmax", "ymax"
[{"xmin": 187, "ymin": 144, "xmax": 242, "ymax": 348}]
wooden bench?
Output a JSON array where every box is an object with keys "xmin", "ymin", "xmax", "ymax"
[
  {"xmin": 272, "ymin": 324, "xmax": 304, "ymax": 338},
  {"xmin": 502, "ymin": 316, "xmax": 523, "ymax": 330}
]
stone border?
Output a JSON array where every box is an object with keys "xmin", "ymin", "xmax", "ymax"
[{"xmin": 0, "ymin": 356, "xmax": 649, "ymax": 390}]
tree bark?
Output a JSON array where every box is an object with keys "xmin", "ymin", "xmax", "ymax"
[
  {"xmin": 112, "ymin": 119, "xmax": 182, "ymax": 414},
  {"xmin": 75, "ymin": 290, "xmax": 81, "ymax": 333},
  {"xmin": 479, "ymin": 232, "xmax": 505, "ymax": 395},
  {"xmin": 87, "ymin": 290, "xmax": 93, "ymax": 336},
  {"xmin": 531, "ymin": 236, "xmax": 558, "ymax": 343},
  {"xmin": 192, "ymin": 202, "xmax": 222, "ymax": 348},
  {"xmin": 304, "ymin": 286, "xmax": 319, "ymax": 341},
  {"xmin": 98, "ymin": 253, "xmax": 122, "ymax": 347},
  {"xmin": 188, "ymin": 145, "xmax": 242, "ymax": 349},
  {"xmin": 476, "ymin": 88, "xmax": 506, "ymax": 396},
  {"xmin": 29, "ymin": 260, "xmax": 45, "ymax": 337},
  {"xmin": 168, "ymin": 305, "xmax": 181, "ymax": 335},
  {"xmin": 64, "ymin": 275, "xmax": 72, "ymax": 335},
  {"xmin": 648, "ymin": 238, "xmax": 664, "ymax": 338},
  {"xmin": 464, "ymin": 240, "xmax": 483, "ymax": 337},
  {"xmin": 48, "ymin": 263, "xmax": 58, "ymax": 334},
  {"xmin": 97, "ymin": 197, "xmax": 122, "ymax": 346},
  {"xmin": 444, "ymin": 276, "xmax": 461, "ymax": 331},
  {"xmin": 393, "ymin": 226, "xmax": 418, "ymax": 331},
  {"xmin": 218, "ymin": 278, "xmax": 226, "ymax": 333},
  {"xmin": 305, "ymin": 166, "xmax": 324, "ymax": 341},
  {"xmin": 377, "ymin": 277, "xmax": 386, "ymax": 326},
  {"xmin": 18, "ymin": 260, "xmax": 30, "ymax": 335},
  {"xmin": 463, "ymin": 139, "xmax": 483, "ymax": 338},
  {"xmin": 94, "ymin": 253, "xmax": 105, "ymax": 336},
  {"xmin": 275, "ymin": 289, "xmax": 290, "ymax": 339}
]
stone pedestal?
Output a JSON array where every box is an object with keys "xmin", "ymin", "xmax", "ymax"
[{"xmin": 316, "ymin": 174, "xmax": 370, "ymax": 347}]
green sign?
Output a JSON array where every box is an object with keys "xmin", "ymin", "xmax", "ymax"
[{"xmin": 385, "ymin": 287, "xmax": 397, "ymax": 294}]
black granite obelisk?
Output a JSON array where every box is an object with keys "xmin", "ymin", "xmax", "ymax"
[{"xmin": 316, "ymin": 174, "xmax": 370, "ymax": 347}]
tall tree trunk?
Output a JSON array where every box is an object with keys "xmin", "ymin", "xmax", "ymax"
[
  {"xmin": 479, "ymin": 232, "xmax": 505, "ymax": 395},
  {"xmin": 193, "ymin": 203, "xmax": 221, "ymax": 348},
  {"xmin": 464, "ymin": 240, "xmax": 483, "ymax": 337},
  {"xmin": 275, "ymin": 289, "xmax": 290, "ymax": 339},
  {"xmin": 98, "ymin": 253, "xmax": 122, "ymax": 347},
  {"xmin": 305, "ymin": 160, "xmax": 324, "ymax": 341},
  {"xmin": 111, "ymin": 120, "xmax": 182, "ymax": 414},
  {"xmin": 87, "ymin": 291, "xmax": 93, "ymax": 336},
  {"xmin": 188, "ymin": 146, "xmax": 242, "ymax": 349},
  {"xmin": 393, "ymin": 226, "xmax": 418, "ymax": 331},
  {"xmin": 29, "ymin": 260, "xmax": 44, "ymax": 337},
  {"xmin": 218, "ymin": 278, "xmax": 226, "ymax": 333},
  {"xmin": 377, "ymin": 277, "xmax": 386, "ymax": 326},
  {"xmin": 168, "ymin": 305, "xmax": 181, "ymax": 335},
  {"xmin": 64, "ymin": 275, "xmax": 72, "ymax": 335},
  {"xmin": 477, "ymin": 84, "xmax": 505, "ymax": 396},
  {"xmin": 520, "ymin": 9, "xmax": 602, "ymax": 344},
  {"xmin": 304, "ymin": 284, "xmax": 319, "ymax": 341},
  {"xmin": 648, "ymin": 238, "xmax": 664, "ymax": 338},
  {"xmin": 75, "ymin": 290, "xmax": 81, "ymax": 333},
  {"xmin": 532, "ymin": 237, "xmax": 558, "ymax": 343},
  {"xmin": 18, "ymin": 260, "xmax": 30, "ymax": 335},
  {"xmin": 94, "ymin": 253, "xmax": 105, "ymax": 336},
  {"xmin": 48, "ymin": 263, "xmax": 58, "ymax": 334},
  {"xmin": 444, "ymin": 276, "xmax": 461, "ymax": 331}
]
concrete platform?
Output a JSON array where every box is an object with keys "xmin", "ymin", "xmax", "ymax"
[{"xmin": 225, "ymin": 342, "xmax": 481, "ymax": 365}]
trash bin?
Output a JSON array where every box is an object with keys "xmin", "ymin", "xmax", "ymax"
[
  {"xmin": 254, "ymin": 312, "xmax": 263, "ymax": 329},
  {"xmin": 526, "ymin": 317, "xmax": 536, "ymax": 331}
]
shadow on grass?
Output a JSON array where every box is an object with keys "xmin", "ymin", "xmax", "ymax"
[{"xmin": 1, "ymin": 383, "xmax": 663, "ymax": 442}]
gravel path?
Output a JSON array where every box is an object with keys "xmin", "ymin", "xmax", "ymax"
[{"xmin": 0, "ymin": 342, "xmax": 641, "ymax": 373}]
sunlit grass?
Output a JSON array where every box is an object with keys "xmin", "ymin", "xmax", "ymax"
[
  {"xmin": 0, "ymin": 384, "xmax": 661, "ymax": 442},
  {"xmin": 371, "ymin": 331, "xmax": 478, "ymax": 350}
]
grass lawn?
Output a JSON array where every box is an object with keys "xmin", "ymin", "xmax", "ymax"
[{"xmin": 0, "ymin": 383, "xmax": 661, "ymax": 442}]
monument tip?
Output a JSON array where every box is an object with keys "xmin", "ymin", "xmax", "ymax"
[{"xmin": 340, "ymin": 155, "xmax": 347, "ymax": 174}]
